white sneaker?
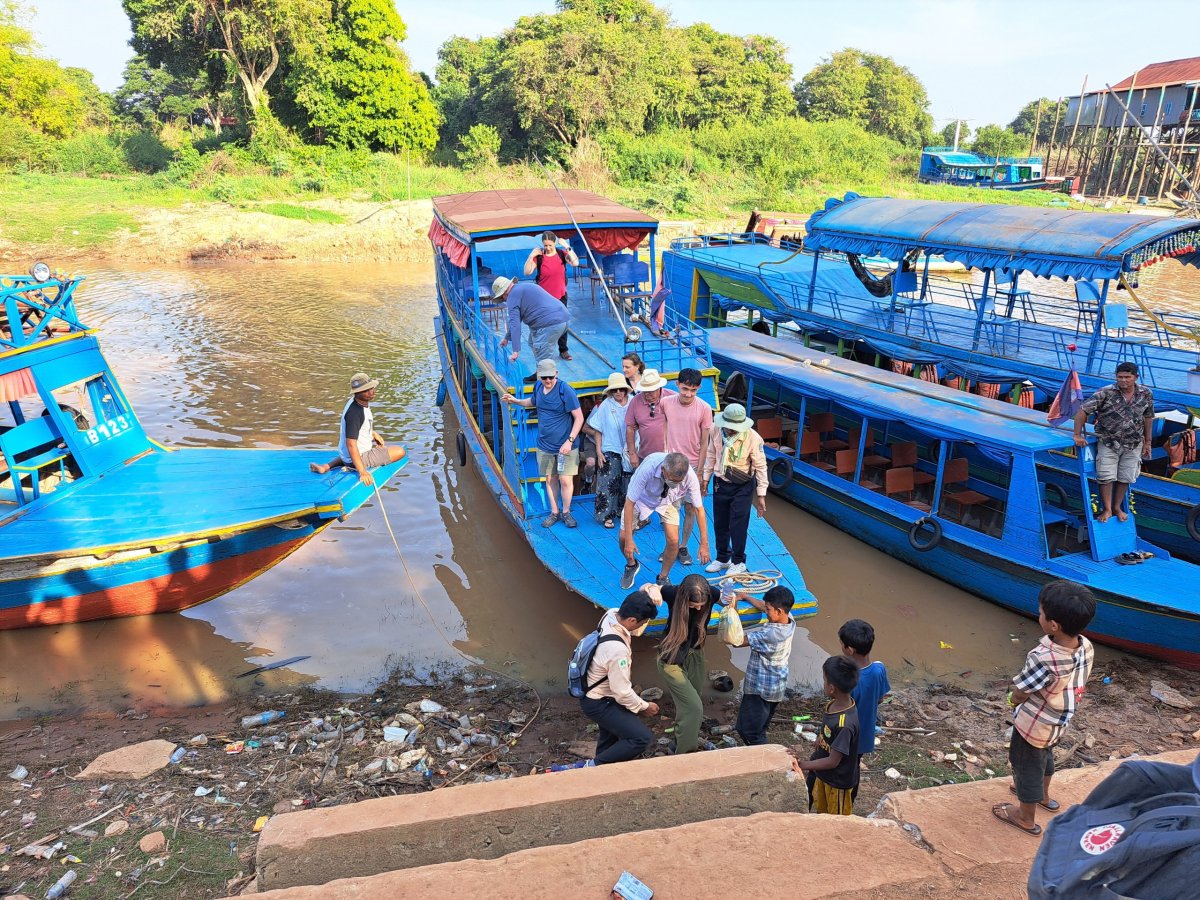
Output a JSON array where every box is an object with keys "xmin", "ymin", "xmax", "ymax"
[
  {"xmin": 726, "ymin": 563, "xmax": 748, "ymax": 576},
  {"xmin": 705, "ymin": 559, "xmax": 730, "ymax": 573}
]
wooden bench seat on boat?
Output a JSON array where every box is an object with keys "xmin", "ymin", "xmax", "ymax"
[
  {"xmin": 941, "ymin": 457, "xmax": 990, "ymax": 518},
  {"xmin": 798, "ymin": 430, "xmax": 834, "ymax": 472},
  {"xmin": 885, "ymin": 466, "xmax": 931, "ymax": 512},
  {"xmin": 835, "ymin": 448, "xmax": 881, "ymax": 491}
]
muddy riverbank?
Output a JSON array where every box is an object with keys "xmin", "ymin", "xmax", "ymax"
[{"xmin": 2, "ymin": 658, "xmax": 1197, "ymax": 899}]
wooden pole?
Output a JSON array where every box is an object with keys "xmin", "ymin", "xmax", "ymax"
[
  {"xmin": 1129, "ymin": 87, "xmax": 1165, "ymax": 200},
  {"xmin": 1160, "ymin": 86, "xmax": 1198, "ymax": 199},
  {"xmin": 1046, "ymin": 97, "xmax": 1063, "ymax": 170},
  {"xmin": 1029, "ymin": 99, "xmax": 1043, "ymax": 158},
  {"xmin": 1062, "ymin": 75, "xmax": 1088, "ymax": 175},
  {"xmin": 1103, "ymin": 74, "xmax": 1138, "ymax": 197},
  {"xmin": 1081, "ymin": 91, "xmax": 1109, "ymax": 194}
]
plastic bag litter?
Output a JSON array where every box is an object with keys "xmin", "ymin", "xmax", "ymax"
[{"xmin": 717, "ymin": 603, "xmax": 744, "ymax": 646}]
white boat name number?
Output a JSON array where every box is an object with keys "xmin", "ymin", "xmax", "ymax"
[{"xmin": 84, "ymin": 415, "xmax": 131, "ymax": 445}]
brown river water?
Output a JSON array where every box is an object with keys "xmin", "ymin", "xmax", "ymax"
[{"xmin": 1, "ymin": 258, "xmax": 1196, "ymax": 719}]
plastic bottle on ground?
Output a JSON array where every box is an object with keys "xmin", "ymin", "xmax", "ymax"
[
  {"xmin": 241, "ymin": 711, "xmax": 286, "ymax": 728},
  {"xmin": 46, "ymin": 869, "xmax": 77, "ymax": 899}
]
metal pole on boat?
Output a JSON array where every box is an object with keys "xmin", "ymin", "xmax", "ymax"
[
  {"xmin": 532, "ymin": 156, "xmax": 640, "ymax": 343},
  {"xmin": 1083, "ymin": 279, "xmax": 1110, "ymax": 374}
]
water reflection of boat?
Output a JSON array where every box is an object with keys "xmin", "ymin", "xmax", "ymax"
[
  {"xmin": 429, "ymin": 190, "xmax": 816, "ymax": 632},
  {"xmin": 707, "ymin": 327, "xmax": 1200, "ymax": 668},
  {"xmin": 665, "ymin": 194, "xmax": 1200, "ymax": 561},
  {"xmin": 0, "ymin": 269, "xmax": 407, "ymax": 629}
]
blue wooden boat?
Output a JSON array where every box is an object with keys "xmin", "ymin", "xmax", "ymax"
[
  {"xmin": 0, "ymin": 269, "xmax": 406, "ymax": 629},
  {"xmin": 918, "ymin": 146, "xmax": 1065, "ymax": 191},
  {"xmin": 429, "ymin": 189, "xmax": 816, "ymax": 632},
  {"xmin": 662, "ymin": 195, "xmax": 1200, "ymax": 561},
  {"xmin": 705, "ymin": 326, "xmax": 1200, "ymax": 668}
]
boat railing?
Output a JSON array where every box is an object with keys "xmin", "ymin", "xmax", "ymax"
[
  {"xmin": 638, "ymin": 303, "xmax": 713, "ymax": 373},
  {"xmin": 433, "ymin": 251, "xmax": 524, "ymax": 390},
  {"xmin": 0, "ymin": 274, "xmax": 87, "ymax": 354},
  {"xmin": 670, "ymin": 232, "xmax": 804, "ymax": 254}
]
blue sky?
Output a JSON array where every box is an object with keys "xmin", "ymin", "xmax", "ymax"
[{"xmin": 27, "ymin": 0, "xmax": 1200, "ymax": 132}]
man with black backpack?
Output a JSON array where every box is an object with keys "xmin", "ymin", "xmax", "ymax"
[
  {"xmin": 576, "ymin": 588, "xmax": 661, "ymax": 766},
  {"xmin": 524, "ymin": 231, "xmax": 579, "ymax": 361}
]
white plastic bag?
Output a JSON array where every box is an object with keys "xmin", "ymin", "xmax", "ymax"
[{"xmin": 717, "ymin": 602, "xmax": 744, "ymax": 646}]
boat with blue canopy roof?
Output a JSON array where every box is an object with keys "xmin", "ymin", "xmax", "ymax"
[
  {"xmin": 0, "ymin": 267, "xmax": 407, "ymax": 629},
  {"xmin": 705, "ymin": 325, "xmax": 1200, "ymax": 668},
  {"xmin": 429, "ymin": 189, "xmax": 816, "ymax": 632},
  {"xmin": 662, "ymin": 194, "xmax": 1200, "ymax": 562}
]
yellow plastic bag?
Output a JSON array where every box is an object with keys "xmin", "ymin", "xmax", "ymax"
[{"xmin": 718, "ymin": 602, "xmax": 744, "ymax": 646}]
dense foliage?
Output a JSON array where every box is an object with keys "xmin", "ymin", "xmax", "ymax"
[{"xmin": 1009, "ymin": 97, "xmax": 1068, "ymax": 145}]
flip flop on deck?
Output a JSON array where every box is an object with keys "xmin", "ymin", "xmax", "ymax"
[
  {"xmin": 992, "ymin": 802, "xmax": 1042, "ymax": 836},
  {"xmin": 1009, "ymin": 784, "xmax": 1060, "ymax": 811}
]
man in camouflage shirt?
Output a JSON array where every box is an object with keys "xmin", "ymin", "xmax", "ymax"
[{"xmin": 1073, "ymin": 362, "xmax": 1154, "ymax": 523}]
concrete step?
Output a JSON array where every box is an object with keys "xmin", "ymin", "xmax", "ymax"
[{"xmin": 255, "ymin": 744, "xmax": 802, "ymax": 892}]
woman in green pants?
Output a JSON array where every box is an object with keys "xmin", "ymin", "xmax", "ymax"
[{"xmin": 656, "ymin": 573, "xmax": 721, "ymax": 753}]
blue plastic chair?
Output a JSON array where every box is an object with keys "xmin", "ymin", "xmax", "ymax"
[
  {"xmin": 1098, "ymin": 302, "xmax": 1154, "ymax": 383},
  {"xmin": 1074, "ymin": 281, "xmax": 1102, "ymax": 333}
]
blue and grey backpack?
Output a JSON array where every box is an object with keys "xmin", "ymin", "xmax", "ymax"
[
  {"xmin": 567, "ymin": 619, "xmax": 623, "ymax": 699},
  {"xmin": 1029, "ymin": 752, "xmax": 1200, "ymax": 898}
]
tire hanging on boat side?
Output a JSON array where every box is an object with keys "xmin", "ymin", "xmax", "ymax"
[
  {"xmin": 768, "ymin": 455, "xmax": 794, "ymax": 489},
  {"xmin": 908, "ymin": 516, "xmax": 942, "ymax": 552},
  {"xmin": 436, "ymin": 378, "xmax": 448, "ymax": 407},
  {"xmin": 1187, "ymin": 503, "xmax": 1200, "ymax": 542},
  {"xmin": 456, "ymin": 430, "xmax": 467, "ymax": 467}
]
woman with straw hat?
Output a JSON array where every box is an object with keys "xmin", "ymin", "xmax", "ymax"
[
  {"xmin": 584, "ymin": 372, "xmax": 633, "ymax": 528},
  {"xmin": 701, "ymin": 403, "xmax": 768, "ymax": 577}
]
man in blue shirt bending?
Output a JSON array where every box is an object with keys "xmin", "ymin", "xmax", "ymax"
[{"xmin": 494, "ymin": 276, "xmax": 571, "ymax": 384}]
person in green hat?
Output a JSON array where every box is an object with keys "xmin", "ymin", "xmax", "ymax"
[{"xmin": 700, "ymin": 402, "xmax": 768, "ymax": 577}]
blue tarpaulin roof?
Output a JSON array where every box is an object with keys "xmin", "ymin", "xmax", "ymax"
[{"xmin": 805, "ymin": 193, "xmax": 1200, "ymax": 281}]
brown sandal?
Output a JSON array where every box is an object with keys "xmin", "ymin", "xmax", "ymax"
[{"xmin": 992, "ymin": 803, "xmax": 1042, "ymax": 836}]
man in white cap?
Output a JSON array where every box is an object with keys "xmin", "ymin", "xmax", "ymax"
[
  {"xmin": 700, "ymin": 403, "xmax": 767, "ymax": 577},
  {"xmin": 501, "ymin": 358, "xmax": 584, "ymax": 528},
  {"xmin": 624, "ymin": 367, "xmax": 675, "ymax": 470},
  {"xmin": 494, "ymin": 276, "xmax": 571, "ymax": 384},
  {"xmin": 310, "ymin": 373, "xmax": 406, "ymax": 486}
]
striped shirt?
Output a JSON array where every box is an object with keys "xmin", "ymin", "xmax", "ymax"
[{"xmin": 1011, "ymin": 634, "xmax": 1094, "ymax": 749}]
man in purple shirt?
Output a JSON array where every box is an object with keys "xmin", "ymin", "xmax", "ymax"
[
  {"xmin": 619, "ymin": 451, "xmax": 710, "ymax": 589},
  {"xmin": 494, "ymin": 276, "xmax": 571, "ymax": 384}
]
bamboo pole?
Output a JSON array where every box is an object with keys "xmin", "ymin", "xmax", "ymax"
[
  {"xmin": 1160, "ymin": 86, "xmax": 1198, "ymax": 200},
  {"xmin": 1103, "ymin": 75, "xmax": 1138, "ymax": 197},
  {"xmin": 1081, "ymin": 91, "xmax": 1109, "ymax": 194},
  {"xmin": 1062, "ymin": 75, "xmax": 1088, "ymax": 175},
  {"xmin": 1029, "ymin": 99, "xmax": 1043, "ymax": 158},
  {"xmin": 1045, "ymin": 97, "xmax": 1063, "ymax": 170},
  {"xmin": 1126, "ymin": 87, "xmax": 1164, "ymax": 199}
]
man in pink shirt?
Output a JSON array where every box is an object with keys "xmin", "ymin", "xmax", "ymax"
[
  {"xmin": 524, "ymin": 231, "xmax": 579, "ymax": 361},
  {"xmin": 661, "ymin": 368, "xmax": 712, "ymax": 567},
  {"xmin": 625, "ymin": 368, "xmax": 675, "ymax": 470}
]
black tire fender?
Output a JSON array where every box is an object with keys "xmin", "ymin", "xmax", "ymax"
[
  {"xmin": 456, "ymin": 430, "xmax": 467, "ymax": 467},
  {"xmin": 1187, "ymin": 503, "xmax": 1200, "ymax": 543},
  {"xmin": 908, "ymin": 516, "xmax": 942, "ymax": 552},
  {"xmin": 768, "ymin": 454, "xmax": 794, "ymax": 489},
  {"xmin": 1043, "ymin": 482, "xmax": 1068, "ymax": 508}
]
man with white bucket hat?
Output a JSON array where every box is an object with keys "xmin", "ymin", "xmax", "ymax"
[{"xmin": 701, "ymin": 402, "xmax": 767, "ymax": 577}]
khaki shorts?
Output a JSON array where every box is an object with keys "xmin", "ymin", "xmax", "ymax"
[
  {"xmin": 338, "ymin": 445, "xmax": 390, "ymax": 468},
  {"xmin": 537, "ymin": 449, "xmax": 579, "ymax": 478},
  {"xmin": 1096, "ymin": 443, "xmax": 1142, "ymax": 484}
]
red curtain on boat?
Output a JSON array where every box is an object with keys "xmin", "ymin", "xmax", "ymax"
[
  {"xmin": 0, "ymin": 367, "xmax": 36, "ymax": 402},
  {"xmin": 586, "ymin": 228, "xmax": 651, "ymax": 254},
  {"xmin": 428, "ymin": 218, "xmax": 471, "ymax": 269}
]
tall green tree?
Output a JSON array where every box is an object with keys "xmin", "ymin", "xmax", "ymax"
[
  {"xmin": 0, "ymin": 0, "xmax": 94, "ymax": 136},
  {"xmin": 794, "ymin": 48, "xmax": 932, "ymax": 145},
  {"xmin": 123, "ymin": 0, "xmax": 323, "ymax": 126},
  {"xmin": 672, "ymin": 23, "xmax": 793, "ymax": 128},
  {"xmin": 937, "ymin": 119, "xmax": 970, "ymax": 147},
  {"xmin": 114, "ymin": 53, "xmax": 222, "ymax": 127},
  {"xmin": 971, "ymin": 124, "xmax": 1027, "ymax": 158},
  {"xmin": 281, "ymin": 0, "xmax": 438, "ymax": 151},
  {"xmin": 1009, "ymin": 97, "xmax": 1066, "ymax": 146}
]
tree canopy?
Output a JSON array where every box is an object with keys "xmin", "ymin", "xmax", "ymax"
[
  {"xmin": 1008, "ymin": 97, "xmax": 1067, "ymax": 146},
  {"xmin": 971, "ymin": 124, "xmax": 1028, "ymax": 158},
  {"xmin": 794, "ymin": 48, "xmax": 932, "ymax": 145}
]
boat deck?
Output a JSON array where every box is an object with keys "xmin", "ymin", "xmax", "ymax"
[
  {"xmin": 1, "ymin": 448, "xmax": 403, "ymax": 560},
  {"xmin": 667, "ymin": 241, "xmax": 1200, "ymax": 403},
  {"xmin": 526, "ymin": 497, "xmax": 817, "ymax": 620}
]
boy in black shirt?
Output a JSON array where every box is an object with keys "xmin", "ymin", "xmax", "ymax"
[{"xmin": 795, "ymin": 655, "xmax": 860, "ymax": 815}]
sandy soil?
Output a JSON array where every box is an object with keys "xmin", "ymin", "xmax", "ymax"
[{"xmin": 1, "ymin": 658, "xmax": 1197, "ymax": 898}]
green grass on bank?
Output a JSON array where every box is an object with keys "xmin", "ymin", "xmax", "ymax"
[{"xmin": 251, "ymin": 202, "xmax": 346, "ymax": 224}]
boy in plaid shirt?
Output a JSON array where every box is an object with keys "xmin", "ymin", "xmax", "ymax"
[
  {"xmin": 730, "ymin": 586, "xmax": 796, "ymax": 745},
  {"xmin": 993, "ymin": 580, "xmax": 1096, "ymax": 836}
]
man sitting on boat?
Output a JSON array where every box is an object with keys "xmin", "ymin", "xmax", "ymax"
[
  {"xmin": 493, "ymin": 276, "xmax": 571, "ymax": 385},
  {"xmin": 501, "ymin": 358, "xmax": 584, "ymax": 528},
  {"xmin": 1073, "ymin": 362, "xmax": 1155, "ymax": 523},
  {"xmin": 310, "ymin": 373, "xmax": 406, "ymax": 486},
  {"xmin": 619, "ymin": 451, "xmax": 711, "ymax": 589}
]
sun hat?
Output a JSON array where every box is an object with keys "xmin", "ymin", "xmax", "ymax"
[
  {"xmin": 491, "ymin": 276, "xmax": 514, "ymax": 297},
  {"xmin": 536, "ymin": 358, "xmax": 558, "ymax": 377},
  {"xmin": 714, "ymin": 403, "xmax": 753, "ymax": 433},
  {"xmin": 605, "ymin": 372, "xmax": 628, "ymax": 393},
  {"xmin": 638, "ymin": 369, "xmax": 667, "ymax": 392},
  {"xmin": 349, "ymin": 373, "xmax": 378, "ymax": 394}
]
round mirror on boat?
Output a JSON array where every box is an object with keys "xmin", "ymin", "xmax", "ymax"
[{"xmin": 29, "ymin": 261, "xmax": 51, "ymax": 282}]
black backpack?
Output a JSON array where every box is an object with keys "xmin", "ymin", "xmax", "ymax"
[
  {"xmin": 534, "ymin": 248, "xmax": 568, "ymax": 275},
  {"xmin": 1029, "ymin": 752, "xmax": 1200, "ymax": 898}
]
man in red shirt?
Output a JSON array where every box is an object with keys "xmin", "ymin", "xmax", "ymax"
[{"xmin": 525, "ymin": 231, "xmax": 579, "ymax": 361}]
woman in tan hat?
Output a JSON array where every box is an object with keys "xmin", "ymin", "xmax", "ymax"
[
  {"xmin": 584, "ymin": 372, "xmax": 633, "ymax": 528},
  {"xmin": 700, "ymin": 403, "xmax": 767, "ymax": 577}
]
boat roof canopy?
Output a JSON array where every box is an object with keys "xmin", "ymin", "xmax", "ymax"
[
  {"xmin": 431, "ymin": 189, "xmax": 658, "ymax": 242},
  {"xmin": 805, "ymin": 192, "xmax": 1200, "ymax": 281},
  {"xmin": 708, "ymin": 329, "xmax": 1074, "ymax": 453}
]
